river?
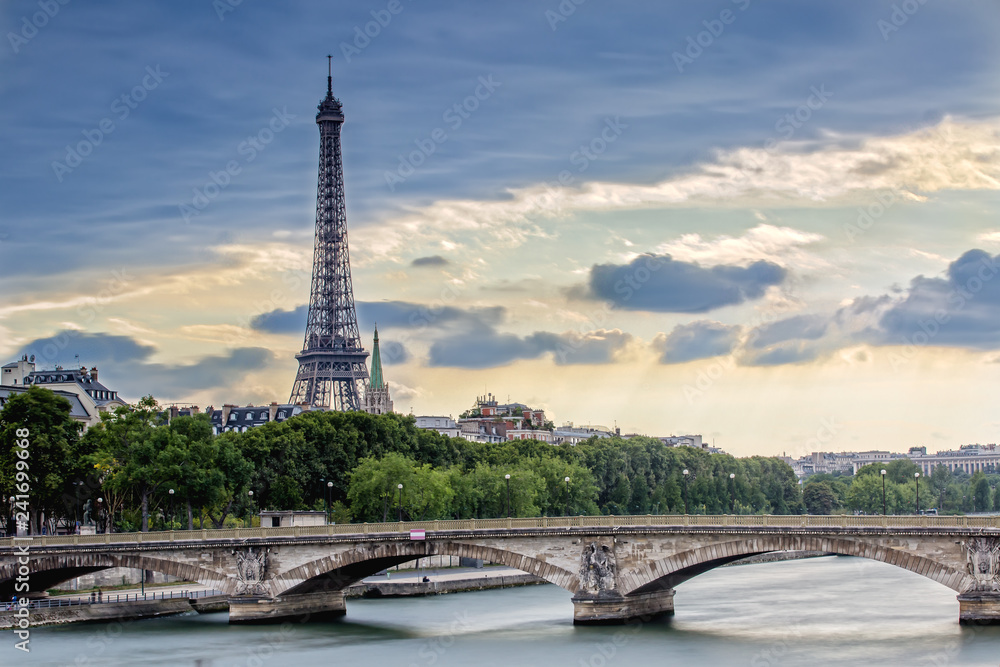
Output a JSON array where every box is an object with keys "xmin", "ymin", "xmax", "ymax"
[{"xmin": 5, "ymin": 556, "xmax": 999, "ymax": 667}]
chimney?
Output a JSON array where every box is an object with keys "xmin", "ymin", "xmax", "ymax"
[{"xmin": 90, "ymin": 366, "xmax": 98, "ymax": 382}]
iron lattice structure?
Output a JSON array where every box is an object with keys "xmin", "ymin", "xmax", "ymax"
[{"xmin": 289, "ymin": 65, "xmax": 369, "ymax": 410}]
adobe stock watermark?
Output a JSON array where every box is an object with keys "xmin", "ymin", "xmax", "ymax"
[
  {"xmin": 384, "ymin": 75, "xmax": 501, "ymax": 192},
  {"xmin": 545, "ymin": 0, "xmax": 587, "ymax": 31},
  {"xmin": 844, "ymin": 189, "xmax": 902, "ymax": 242},
  {"xmin": 713, "ymin": 83, "xmax": 832, "ymax": 198},
  {"xmin": 178, "ymin": 106, "xmax": 295, "ymax": 222},
  {"xmin": 12, "ymin": 428, "xmax": 32, "ymax": 653},
  {"xmin": 51, "ymin": 66, "xmax": 169, "ymax": 182},
  {"xmin": 7, "ymin": 0, "xmax": 70, "ymax": 54},
  {"xmin": 213, "ymin": 0, "xmax": 244, "ymax": 21},
  {"xmin": 340, "ymin": 0, "xmax": 413, "ymax": 63},
  {"xmin": 671, "ymin": 0, "xmax": 752, "ymax": 73},
  {"xmin": 410, "ymin": 610, "xmax": 473, "ymax": 665},
  {"xmin": 877, "ymin": 0, "xmax": 929, "ymax": 41},
  {"xmin": 682, "ymin": 300, "xmax": 797, "ymax": 405},
  {"xmin": 515, "ymin": 116, "xmax": 630, "ymax": 219}
]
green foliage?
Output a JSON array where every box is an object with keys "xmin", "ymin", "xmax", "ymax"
[
  {"xmin": 803, "ymin": 481, "xmax": 836, "ymax": 515},
  {"xmin": 0, "ymin": 386, "xmax": 87, "ymax": 532}
]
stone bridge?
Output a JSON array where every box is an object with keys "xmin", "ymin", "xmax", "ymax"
[{"xmin": 2, "ymin": 515, "xmax": 998, "ymax": 625}]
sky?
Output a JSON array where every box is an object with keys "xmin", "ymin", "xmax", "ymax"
[{"xmin": 2, "ymin": 0, "xmax": 1000, "ymax": 458}]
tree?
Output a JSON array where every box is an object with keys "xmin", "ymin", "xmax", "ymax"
[
  {"xmin": 347, "ymin": 453, "xmax": 454, "ymax": 522},
  {"xmin": 803, "ymin": 481, "xmax": 836, "ymax": 515},
  {"xmin": 845, "ymin": 475, "xmax": 884, "ymax": 514},
  {"xmin": 82, "ymin": 396, "xmax": 183, "ymax": 531},
  {"xmin": 0, "ymin": 386, "xmax": 86, "ymax": 533},
  {"xmin": 972, "ymin": 474, "xmax": 990, "ymax": 513}
]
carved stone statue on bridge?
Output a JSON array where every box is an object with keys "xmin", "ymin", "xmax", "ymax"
[
  {"xmin": 235, "ymin": 547, "xmax": 268, "ymax": 596},
  {"xmin": 579, "ymin": 542, "xmax": 616, "ymax": 594},
  {"xmin": 964, "ymin": 537, "xmax": 1000, "ymax": 592}
]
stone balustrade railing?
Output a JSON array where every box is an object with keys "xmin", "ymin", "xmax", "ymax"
[{"xmin": 3, "ymin": 513, "xmax": 999, "ymax": 548}]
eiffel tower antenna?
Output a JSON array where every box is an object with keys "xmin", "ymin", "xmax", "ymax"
[{"xmin": 289, "ymin": 60, "xmax": 370, "ymax": 410}]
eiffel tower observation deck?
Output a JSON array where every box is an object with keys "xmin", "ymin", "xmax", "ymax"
[{"xmin": 289, "ymin": 59, "xmax": 369, "ymax": 410}]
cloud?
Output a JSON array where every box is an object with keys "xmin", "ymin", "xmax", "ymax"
[
  {"xmin": 654, "ymin": 224, "xmax": 827, "ymax": 272},
  {"xmin": 410, "ymin": 255, "xmax": 450, "ymax": 268},
  {"xmin": 584, "ymin": 254, "xmax": 786, "ymax": 313},
  {"xmin": 250, "ymin": 305, "xmax": 307, "ymax": 334},
  {"xmin": 655, "ymin": 321, "xmax": 741, "ymax": 364},
  {"xmin": 378, "ymin": 340, "xmax": 411, "ymax": 365},
  {"xmin": 427, "ymin": 328, "xmax": 631, "ymax": 368},
  {"xmin": 734, "ymin": 249, "xmax": 1000, "ymax": 366},
  {"xmin": 249, "ymin": 301, "xmax": 506, "ymax": 335},
  {"xmin": 748, "ymin": 314, "xmax": 829, "ymax": 349},
  {"xmin": 17, "ymin": 331, "xmax": 271, "ymax": 399},
  {"xmin": 351, "ymin": 118, "xmax": 999, "ymax": 264},
  {"xmin": 876, "ymin": 249, "xmax": 1000, "ymax": 348}
]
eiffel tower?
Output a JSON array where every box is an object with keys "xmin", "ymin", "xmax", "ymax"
[{"xmin": 289, "ymin": 58, "xmax": 369, "ymax": 410}]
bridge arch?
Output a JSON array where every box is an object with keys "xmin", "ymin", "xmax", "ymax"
[
  {"xmin": 271, "ymin": 540, "xmax": 578, "ymax": 596},
  {"xmin": 626, "ymin": 535, "xmax": 971, "ymax": 596},
  {"xmin": 0, "ymin": 553, "xmax": 235, "ymax": 598}
]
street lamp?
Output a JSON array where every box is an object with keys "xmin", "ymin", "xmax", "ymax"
[
  {"xmin": 880, "ymin": 470, "xmax": 887, "ymax": 516},
  {"xmin": 7, "ymin": 496, "xmax": 14, "ymax": 537},
  {"xmin": 914, "ymin": 472, "xmax": 920, "ymax": 514},
  {"xmin": 326, "ymin": 481, "xmax": 333, "ymax": 524},
  {"xmin": 397, "ymin": 483, "xmax": 403, "ymax": 522},
  {"xmin": 682, "ymin": 470, "xmax": 690, "ymax": 515},
  {"xmin": 247, "ymin": 490, "xmax": 254, "ymax": 528},
  {"xmin": 729, "ymin": 473, "xmax": 736, "ymax": 514},
  {"xmin": 168, "ymin": 488, "xmax": 175, "ymax": 529},
  {"xmin": 505, "ymin": 474, "xmax": 511, "ymax": 518},
  {"xmin": 564, "ymin": 477, "xmax": 571, "ymax": 517},
  {"xmin": 96, "ymin": 497, "xmax": 104, "ymax": 534}
]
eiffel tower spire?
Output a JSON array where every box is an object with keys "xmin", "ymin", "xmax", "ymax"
[{"xmin": 289, "ymin": 60, "xmax": 369, "ymax": 410}]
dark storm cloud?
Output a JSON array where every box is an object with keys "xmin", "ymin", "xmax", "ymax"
[
  {"xmin": 655, "ymin": 321, "xmax": 742, "ymax": 364},
  {"xmin": 585, "ymin": 254, "xmax": 786, "ymax": 313},
  {"xmin": 18, "ymin": 331, "xmax": 271, "ymax": 399}
]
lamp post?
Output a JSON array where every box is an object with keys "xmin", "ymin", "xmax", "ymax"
[
  {"xmin": 326, "ymin": 481, "xmax": 333, "ymax": 524},
  {"xmin": 564, "ymin": 477, "xmax": 571, "ymax": 517},
  {"xmin": 505, "ymin": 474, "xmax": 511, "ymax": 518},
  {"xmin": 914, "ymin": 472, "xmax": 920, "ymax": 514},
  {"xmin": 682, "ymin": 469, "xmax": 690, "ymax": 515},
  {"xmin": 96, "ymin": 497, "xmax": 104, "ymax": 534},
  {"xmin": 247, "ymin": 490, "xmax": 254, "ymax": 528},
  {"xmin": 880, "ymin": 469, "xmax": 887, "ymax": 516},
  {"xmin": 397, "ymin": 483, "xmax": 403, "ymax": 522},
  {"xmin": 729, "ymin": 473, "xmax": 736, "ymax": 514},
  {"xmin": 7, "ymin": 496, "xmax": 14, "ymax": 537},
  {"xmin": 168, "ymin": 488, "xmax": 175, "ymax": 529}
]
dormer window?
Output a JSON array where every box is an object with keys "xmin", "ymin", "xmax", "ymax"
[{"xmin": 244, "ymin": 413, "xmax": 251, "ymax": 420}]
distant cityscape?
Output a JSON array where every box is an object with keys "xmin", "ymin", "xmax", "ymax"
[{"xmin": 3, "ymin": 354, "xmax": 997, "ymax": 480}]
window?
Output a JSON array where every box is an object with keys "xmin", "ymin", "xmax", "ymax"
[
  {"xmin": 245, "ymin": 413, "xmax": 252, "ymax": 420},
  {"xmin": 260, "ymin": 412, "xmax": 267, "ymax": 420}
]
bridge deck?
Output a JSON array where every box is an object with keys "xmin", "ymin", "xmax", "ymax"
[{"xmin": 2, "ymin": 514, "xmax": 998, "ymax": 548}]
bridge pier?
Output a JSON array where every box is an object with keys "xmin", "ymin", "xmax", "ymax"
[
  {"xmin": 957, "ymin": 592, "xmax": 1000, "ymax": 625},
  {"xmin": 572, "ymin": 589, "xmax": 675, "ymax": 625},
  {"xmin": 227, "ymin": 591, "xmax": 346, "ymax": 624}
]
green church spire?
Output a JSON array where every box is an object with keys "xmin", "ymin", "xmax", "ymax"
[{"xmin": 370, "ymin": 324, "xmax": 384, "ymax": 389}]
